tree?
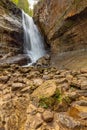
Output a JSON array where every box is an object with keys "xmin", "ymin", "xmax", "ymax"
[
  {"xmin": 11, "ymin": 0, "xmax": 34, "ymax": 16},
  {"xmin": 18, "ymin": 0, "xmax": 29, "ymax": 14},
  {"xmin": 11, "ymin": 0, "xmax": 18, "ymax": 5}
]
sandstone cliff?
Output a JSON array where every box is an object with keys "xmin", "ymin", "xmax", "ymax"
[
  {"xmin": 34, "ymin": 0, "xmax": 87, "ymax": 70},
  {"xmin": 0, "ymin": 0, "xmax": 23, "ymax": 60}
]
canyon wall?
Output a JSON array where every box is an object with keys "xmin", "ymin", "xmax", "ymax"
[
  {"xmin": 34, "ymin": 0, "xmax": 87, "ymax": 69},
  {"xmin": 0, "ymin": 0, "xmax": 23, "ymax": 59}
]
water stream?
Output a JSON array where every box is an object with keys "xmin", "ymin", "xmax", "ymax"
[{"xmin": 22, "ymin": 11, "xmax": 46, "ymax": 65}]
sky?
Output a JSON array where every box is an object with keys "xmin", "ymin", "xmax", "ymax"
[{"xmin": 28, "ymin": 0, "xmax": 38, "ymax": 9}]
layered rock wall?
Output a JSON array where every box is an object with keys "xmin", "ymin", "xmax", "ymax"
[
  {"xmin": 0, "ymin": 0, "xmax": 23, "ymax": 59},
  {"xmin": 34, "ymin": 0, "xmax": 87, "ymax": 69}
]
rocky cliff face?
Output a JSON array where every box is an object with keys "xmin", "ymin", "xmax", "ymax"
[
  {"xmin": 34, "ymin": 0, "xmax": 87, "ymax": 70},
  {"xmin": 0, "ymin": 0, "xmax": 23, "ymax": 60}
]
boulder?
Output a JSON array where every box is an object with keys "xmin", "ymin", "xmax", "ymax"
[
  {"xmin": 36, "ymin": 54, "xmax": 50, "ymax": 67},
  {"xmin": 81, "ymin": 81, "xmax": 87, "ymax": 90},
  {"xmin": 69, "ymin": 104, "xmax": 87, "ymax": 120},
  {"xmin": 42, "ymin": 110, "xmax": 54, "ymax": 122},
  {"xmin": 58, "ymin": 113, "xmax": 80, "ymax": 129},
  {"xmin": 31, "ymin": 80, "xmax": 57, "ymax": 99},
  {"xmin": 0, "ymin": 54, "xmax": 31, "ymax": 66}
]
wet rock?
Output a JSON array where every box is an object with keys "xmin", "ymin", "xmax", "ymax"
[
  {"xmin": 36, "ymin": 54, "xmax": 50, "ymax": 67},
  {"xmin": 0, "ymin": 54, "xmax": 30, "ymax": 66}
]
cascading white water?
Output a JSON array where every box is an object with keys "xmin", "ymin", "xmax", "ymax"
[{"xmin": 22, "ymin": 11, "xmax": 46, "ymax": 65}]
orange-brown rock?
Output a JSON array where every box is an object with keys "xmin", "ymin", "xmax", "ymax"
[
  {"xmin": 0, "ymin": 64, "xmax": 87, "ymax": 130},
  {"xmin": 34, "ymin": 0, "xmax": 87, "ymax": 70}
]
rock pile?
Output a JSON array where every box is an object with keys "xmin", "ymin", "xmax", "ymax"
[{"xmin": 0, "ymin": 64, "xmax": 87, "ymax": 130}]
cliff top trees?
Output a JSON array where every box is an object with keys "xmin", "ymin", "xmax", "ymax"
[{"xmin": 11, "ymin": 0, "xmax": 33, "ymax": 16}]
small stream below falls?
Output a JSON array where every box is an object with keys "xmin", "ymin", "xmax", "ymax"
[{"xmin": 22, "ymin": 11, "xmax": 46, "ymax": 66}]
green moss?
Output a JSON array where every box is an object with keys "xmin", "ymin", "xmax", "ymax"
[
  {"xmin": 39, "ymin": 89, "xmax": 63, "ymax": 109},
  {"xmin": 39, "ymin": 97, "xmax": 54, "ymax": 109}
]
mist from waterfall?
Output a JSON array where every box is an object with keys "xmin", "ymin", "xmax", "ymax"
[{"xmin": 22, "ymin": 11, "xmax": 46, "ymax": 65}]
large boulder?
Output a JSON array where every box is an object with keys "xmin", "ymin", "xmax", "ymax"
[
  {"xmin": 32, "ymin": 80, "xmax": 57, "ymax": 99},
  {"xmin": 34, "ymin": 0, "xmax": 87, "ymax": 70}
]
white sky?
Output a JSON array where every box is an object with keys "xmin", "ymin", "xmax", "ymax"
[{"xmin": 28, "ymin": 0, "xmax": 38, "ymax": 9}]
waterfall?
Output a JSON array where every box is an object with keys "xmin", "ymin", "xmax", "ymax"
[{"xmin": 22, "ymin": 11, "xmax": 46, "ymax": 65}]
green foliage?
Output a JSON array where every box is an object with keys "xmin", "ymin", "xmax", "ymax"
[
  {"xmin": 18, "ymin": 0, "xmax": 29, "ymax": 14},
  {"xmin": 11, "ymin": 0, "xmax": 33, "ymax": 16},
  {"xmin": 40, "ymin": 0, "xmax": 44, "ymax": 2},
  {"xmin": 39, "ymin": 89, "xmax": 62, "ymax": 109},
  {"xmin": 54, "ymin": 89, "xmax": 62, "ymax": 103},
  {"xmin": 29, "ymin": 8, "xmax": 33, "ymax": 16},
  {"xmin": 39, "ymin": 97, "xmax": 55, "ymax": 109},
  {"xmin": 11, "ymin": 0, "xmax": 18, "ymax": 4}
]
